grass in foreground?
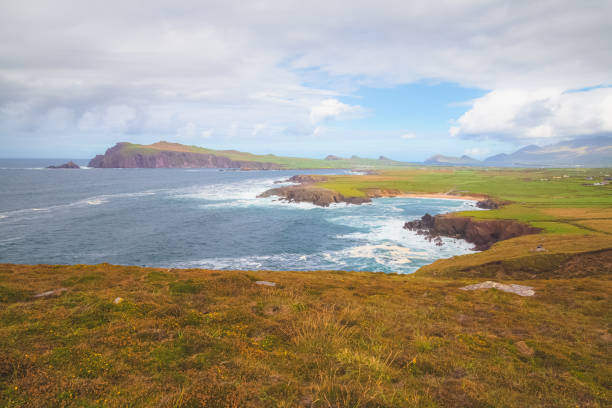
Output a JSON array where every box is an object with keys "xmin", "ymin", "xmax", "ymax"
[{"xmin": 1, "ymin": 261, "xmax": 610, "ymax": 407}]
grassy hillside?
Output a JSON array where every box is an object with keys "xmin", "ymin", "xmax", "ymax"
[
  {"xmin": 1, "ymin": 262, "xmax": 610, "ymax": 407},
  {"xmin": 120, "ymin": 142, "xmax": 410, "ymax": 169}
]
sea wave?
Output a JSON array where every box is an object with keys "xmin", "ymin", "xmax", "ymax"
[{"xmin": 0, "ymin": 191, "xmax": 157, "ymax": 221}]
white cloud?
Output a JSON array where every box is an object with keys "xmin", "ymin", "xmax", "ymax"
[
  {"xmin": 463, "ymin": 147, "xmax": 490, "ymax": 158},
  {"xmin": 0, "ymin": 0, "xmax": 610, "ymax": 153},
  {"xmin": 252, "ymin": 123, "xmax": 266, "ymax": 136},
  {"xmin": 450, "ymin": 87, "xmax": 612, "ymax": 141},
  {"xmin": 401, "ymin": 132, "xmax": 417, "ymax": 139},
  {"xmin": 309, "ymin": 98, "xmax": 363, "ymax": 124},
  {"xmin": 176, "ymin": 121, "xmax": 197, "ymax": 139}
]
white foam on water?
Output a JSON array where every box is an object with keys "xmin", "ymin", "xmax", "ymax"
[
  {"xmin": 169, "ymin": 252, "xmax": 338, "ymax": 271},
  {"xmin": 0, "ymin": 191, "xmax": 157, "ymax": 221},
  {"xmin": 173, "ymin": 177, "xmax": 360, "ymax": 211},
  {"xmin": 0, "ymin": 236, "xmax": 23, "ymax": 245}
]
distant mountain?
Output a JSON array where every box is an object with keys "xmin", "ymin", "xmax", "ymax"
[
  {"xmin": 483, "ymin": 136, "xmax": 612, "ymax": 167},
  {"xmin": 423, "ymin": 137, "xmax": 612, "ymax": 167},
  {"xmin": 89, "ymin": 141, "xmax": 409, "ymax": 169},
  {"xmin": 424, "ymin": 154, "xmax": 481, "ymax": 165}
]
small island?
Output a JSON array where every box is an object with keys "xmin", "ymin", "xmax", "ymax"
[{"xmin": 47, "ymin": 161, "xmax": 80, "ymax": 169}]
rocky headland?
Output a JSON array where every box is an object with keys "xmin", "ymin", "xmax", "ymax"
[
  {"xmin": 88, "ymin": 142, "xmax": 283, "ymax": 169},
  {"xmin": 258, "ymin": 185, "xmax": 371, "ymax": 206},
  {"xmin": 404, "ymin": 213, "xmax": 541, "ymax": 250}
]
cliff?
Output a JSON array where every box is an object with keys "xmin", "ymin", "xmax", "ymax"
[
  {"xmin": 88, "ymin": 142, "xmax": 284, "ymax": 169},
  {"xmin": 404, "ymin": 213, "xmax": 541, "ymax": 250}
]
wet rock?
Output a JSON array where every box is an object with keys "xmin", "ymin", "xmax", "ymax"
[
  {"xmin": 404, "ymin": 214, "xmax": 541, "ymax": 251},
  {"xmin": 258, "ymin": 185, "xmax": 371, "ymax": 207}
]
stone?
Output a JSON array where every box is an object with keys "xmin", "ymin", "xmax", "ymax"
[
  {"xmin": 33, "ymin": 288, "xmax": 68, "ymax": 298},
  {"xmin": 255, "ymin": 281, "xmax": 277, "ymax": 287},
  {"xmin": 460, "ymin": 281, "xmax": 535, "ymax": 296},
  {"xmin": 113, "ymin": 297, "xmax": 124, "ymax": 304},
  {"xmin": 516, "ymin": 341, "xmax": 534, "ymax": 356}
]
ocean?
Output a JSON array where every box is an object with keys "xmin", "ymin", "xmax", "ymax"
[{"xmin": 0, "ymin": 159, "xmax": 479, "ymax": 273}]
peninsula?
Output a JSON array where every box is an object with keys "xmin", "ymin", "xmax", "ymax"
[{"xmin": 88, "ymin": 141, "xmax": 407, "ymax": 169}]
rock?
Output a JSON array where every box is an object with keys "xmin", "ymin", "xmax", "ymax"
[
  {"xmin": 404, "ymin": 214, "xmax": 541, "ymax": 251},
  {"xmin": 476, "ymin": 199, "xmax": 505, "ymax": 209},
  {"xmin": 460, "ymin": 281, "xmax": 535, "ymax": 296},
  {"xmin": 113, "ymin": 297, "xmax": 124, "ymax": 304},
  {"xmin": 258, "ymin": 185, "xmax": 371, "ymax": 207},
  {"xmin": 47, "ymin": 161, "xmax": 80, "ymax": 169},
  {"xmin": 378, "ymin": 155, "xmax": 391, "ymax": 161},
  {"xmin": 286, "ymin": 175, "xmax": 328, "ymax": 184},
  {"xmin": 33, "ymin": 288, "xmax": 68, "ymax": 298},
  {"xmin": 255, "ymin": 281, "xmax": 277, "ymax": 287},
  {"xmin": 515, "ymin": 341, "xmax": 534, "ymax": 356},
  {"xmin": 534, "ymin": 244, "xmax": 547, "ymax": 252},
  {"xmin": 324, "ymin": 155, "xmax": 342, "ymax": 160}
]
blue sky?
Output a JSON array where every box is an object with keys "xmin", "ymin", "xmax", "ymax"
[{"xmin": 0, "ymin": 1, "xmax": 611, "ymax": 160}]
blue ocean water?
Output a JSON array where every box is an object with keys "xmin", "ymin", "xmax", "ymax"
[{"xmin": 0, "ymin": 159, "xmax": 480, "ymax": 273}]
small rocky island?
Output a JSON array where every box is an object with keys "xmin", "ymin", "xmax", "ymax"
[{"xmin": 47, "ymin": 161, "xmax": 80, "ymax": 169}]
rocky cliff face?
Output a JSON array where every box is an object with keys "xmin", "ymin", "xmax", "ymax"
[
  {"xmin": 404, "ymin": 213, "xmax": 541, "ymax": 250},
  {"xmin": 88, "ymin": 143, "xmax": 283, "ymax": 169}
]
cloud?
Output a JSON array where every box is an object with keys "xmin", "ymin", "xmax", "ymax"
[
  {"xmin": 400, "ymin": 132, "xmax": 417, "ymax": 140},
  {"xmin": 309, "ymin": 99, "xmax": 363, "ymax": 124},
  {"xmin": 0, "ymin": 0, "xmax": 610, "ymax": 153},
  {"xmin": 450, "ymin": 87, "xmax": 612, "ymax": 141},
  {"xmin": 463, "ymin": 147, "xmax": 490, "ymax": 158}
]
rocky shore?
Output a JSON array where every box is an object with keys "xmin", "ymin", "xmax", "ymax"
[
  {"xmin": 403, "ymin": 213, "xmax": 541, "ymax": 250},
  {"xmin": 258, "ymin": 185, "xmax": 371, "ymax": 206}
]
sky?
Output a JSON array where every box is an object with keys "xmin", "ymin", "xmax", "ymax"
[{"xmin": 1, "ymin": 0, "xmax": 611, "ymax": 160}]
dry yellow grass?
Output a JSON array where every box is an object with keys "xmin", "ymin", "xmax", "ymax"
[{"xmin": 1, "ymin": 262, "xmax": 610, "ymax": 407}]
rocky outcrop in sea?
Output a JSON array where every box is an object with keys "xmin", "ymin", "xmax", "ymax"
[{"xmin": 403, "ymin": 213, "xmax": 541, "ymax": 250}]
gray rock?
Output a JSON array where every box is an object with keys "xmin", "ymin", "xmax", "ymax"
[
  {"xmin": 460, "ymin": 281, "xmax": 535, "ymax": 296},
  {"xmin": 33, "ymin": 288, "xmax": 68, "ymax": 298},
  {"xmin": 255, "ymin": 281, "xmax": 277, "ymax": 287}
]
